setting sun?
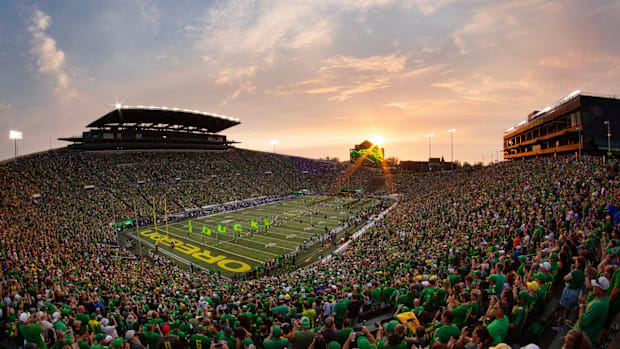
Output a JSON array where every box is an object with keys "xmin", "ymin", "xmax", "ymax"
[{"xmin": 370, "ymin": 136, "xmax": 384, "ymax": 146}]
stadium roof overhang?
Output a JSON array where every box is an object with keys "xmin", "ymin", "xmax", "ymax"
[{"xmin": 87, "ymin": 105, "xmax": 240, "ymax": 133}]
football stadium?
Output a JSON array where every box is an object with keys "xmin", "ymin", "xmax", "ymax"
[
  {"xmin": 2, "ymin": 2, "xmax": 620, "ymax": 349},
  {"xmin": 3, "ymin": 96, "xmax": 620, "ymax": 349}
]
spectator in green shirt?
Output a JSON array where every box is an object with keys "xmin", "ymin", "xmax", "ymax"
[
  {"xmin": 264, "ymin": 325, "xmax": 289, "ymax": 349},
  {"xmin": 18, "ymin": 312, "xmax": 48, "ymax": 349},
  {"xmin": 448, "ymin": 293, "xmax": 472, "ymax": 329},
  {"xmin": 510, "ymin": 291, "xmax": 529, "ymax": 330},
  {"xmin": 337, "ymin": 319, "xmax": 352, "ymax": 346},
  {"xmin": 484, "ymin": 298, "xmax": 509, "ymax": 345},
  {"xmin": 189, "ymin": 326, "xmax": 211, "ymax": 349},
  {"xmin": 291, "ymin": 317, "xmax": 315, "ymax": 349},
  {"xmin": 301, "ymin": 303, "xmax": 317, "ymax": 329},
  {"xmin": 144, "ymin": 324, "xmax": 162, "ymax": 349},
  {"xmin": 575, "ymin": 277, "xmax": 610, "ymax": 344},
  {"xmin": 431, "ymin": 310, "xmax": 460, "ymax": 345},
  {"xmin": 487, "ymin": 263, "xmax": 506, "ymax": 298},
  {"xmin": 333, "ymin": 297, "xmax": 348, "ymax": 329}
]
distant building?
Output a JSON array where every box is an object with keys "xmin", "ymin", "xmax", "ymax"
[
  {"xmin": 60, "ymin": 105, "xmax": 240, "ymax": 151},
  {"xmin": 503, "ymin": 91, "xmax": 620, "ymax": 159},
  {"xmin": 400, "ymin": 157, "xmax": 452, "ymax": 172}
]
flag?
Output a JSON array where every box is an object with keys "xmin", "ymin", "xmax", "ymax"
[
  {"xmin": 188, "ymin": 220, "xmax": 193, "ymax": 233},
  {"xmin": 202, "ymin": 226, "xmax": 211, "ymax": 236}
]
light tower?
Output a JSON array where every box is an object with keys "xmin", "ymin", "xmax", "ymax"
[
  {"xmin": 270, "ymin": 139, "xmax": 279, "ymax": 153},
  {"xmin": 9, "ymin": 130, "xmax": 23, "ymax": 158},
  {"xmin": 425, "ymin": 133, "xmax": 434, "ymax": 171},
  {"xmin": 447, "ymin": 129, "xmax": 456, "ymax": 170}
]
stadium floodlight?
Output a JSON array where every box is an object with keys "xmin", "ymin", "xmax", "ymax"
[
  {"xmin": 270, "ymin": 139, "xmax": 279, "ymax": 153},
  {"xmin": 425, "ymin": 134, "xmax": 434, "ymax": 170},
  {"xmin": 448, "ymin": 129, "xmax": 456, "ymax": 170},
  {"xmin": 9, "ymin": 130, "xmax": 23, "ymax": 140},
  {"xmin": 115, "ymin": 103, "xmax": 122, "ymax": 109},
  {"xmin": 604, "ymin": 121, "xmax": 611, "ymax": 156},
  {"xmin": 9, "ymin": 130, "xmax": 23, "ymax": 158}
]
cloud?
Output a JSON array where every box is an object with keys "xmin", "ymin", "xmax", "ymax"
[
  {"xmin": 328, "ymin": 77, "xmax": 391, "ymax": 101},
  {"xmin": 451, "ymin": 0, "xmax": 561, "ymax": 55},
  {"xmin": 0, "ymin": 102, "xmax": 12, "ymax": 114},
  {"xmin": 27, "ymin": 8, "xmax": 78, "ymax": 103},
  {"xmin": 196, "ymin": 1, "xmax": 334, "ymax": 59},
  {"xmin": 215, "ymin": 66, "xmax": 257, "ymax": 103},
  {"xmin": 189, "ymin": 0, "xmax": 423, "ymax": 104},
  {"xmin": 305, "ymin": 86, "xmax": 343, "ymax": 94},
  {"xmin": 538, "ymin": 50, "xmax": 620, "ymax": 70},
  {"xmin": 405, "ymin": 0, "xmax": 456, "ymax": 16},
  {"xmin": 216, "ymin": 66, "xmax": 257, "ymax": 85},
  {"xmin": 265, "ymin": 55, "xmax": 440, "ymax": 102},
  {"xmin": 319, "ymin": 53, "xmax": 407, "ymax": 73}
]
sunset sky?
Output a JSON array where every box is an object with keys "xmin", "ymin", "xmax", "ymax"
[{"xmin": 1, "ymin": 0, "xmax": 619, "ymax": 163}]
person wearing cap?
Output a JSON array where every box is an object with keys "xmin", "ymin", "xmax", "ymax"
[
  {"xmin": 189, "ymin": 326, "xmax": 211, "ymax": 349},
  {"xmin": 574, "ymin": 276, "xmax": 610, "ymax": 344},
  {"xmin": 18, "ymin": 312, "xmax": 48, "ymax": 349},
  {"xmin": 111, "ymin": 336, "xmax": 125, "ymax": 349},
  {"xmin": 156, "ymin": 324, "xmax": 178, "ymax": 349},
  {"xmin": 241, "ymin": 337, "xmax": 254, "ymax": 349},
  {"xmin": 538, "ymin": 262, "xmax": 554, "ymax": 287},
  {"xmin": 101, "ymin": 317, "xmax": 119, "ymax": 338},
  {"xmin": 532, "ymin": 273, "xmax": 549, "ymax": 314},
  {"xmin": 375, "ymin": 321, "xmax": 406, "ymax": 349},
  {"xmin": 264, "ymin": 325, "xmax": 289, "ymax": 349},
  {"xmin": 291, "ymin": 317, "xmax": 314, "ymax": 349},
  {"xmin": 217, "ymin": 326, "xmax": 235, "ymax": 349},
  {"xmin": 92, "ymin": 333, "xmax": 109, "ymax": 349},
  {"xmin": 509, "ymin": 290, "xmax": 529, "ymax": 336},
  {"xmin": 301, "ymin": 302, "xmax": 317, "ymax": 328},
  {"xmin": 323, "ymin": 296, "xmax": 336, "ymax": 318},
  {"xmin": 126, "ymin": 330, "xmax": 146, "ymax": 349}
]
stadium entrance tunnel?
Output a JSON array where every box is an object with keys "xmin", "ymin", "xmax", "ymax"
[{"xmin": 139, "ymin": 230, "xmax": 251, "ymax": 273}]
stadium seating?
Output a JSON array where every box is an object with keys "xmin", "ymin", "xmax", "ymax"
[{"xmin": 0, "ymin": 152, "xmax": 618, "ymax": 349}]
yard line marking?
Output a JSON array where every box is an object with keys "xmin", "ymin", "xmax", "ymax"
[
  {"xmin": 164, "ymin": 226, "xmax": 279, "ymax": 260},
  {"xmin": 242, "ymin": 234, "xmax": 299, "ymax": 247},
  {"xmin": 154, "ymin": 227, "xmax": 266, "ymax": 263}
]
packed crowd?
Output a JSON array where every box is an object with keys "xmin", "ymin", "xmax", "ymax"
[{"xmin": 1, "ymin": 151, "xmax": 619, "ymax": 349}]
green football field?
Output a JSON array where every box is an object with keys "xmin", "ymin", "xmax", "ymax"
[{"xmin": 131, "ymin": 196, "xmax": 378, "ymax": 277}]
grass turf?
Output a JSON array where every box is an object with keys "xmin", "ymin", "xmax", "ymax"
[{"xmin": 131, "ymin": 196, "xmax": 377, "ymax": 278}]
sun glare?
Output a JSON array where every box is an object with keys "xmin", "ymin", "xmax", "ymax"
[{"xmin": 370, "ymin": 136, "xmax": 384, "ymax": 146}]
